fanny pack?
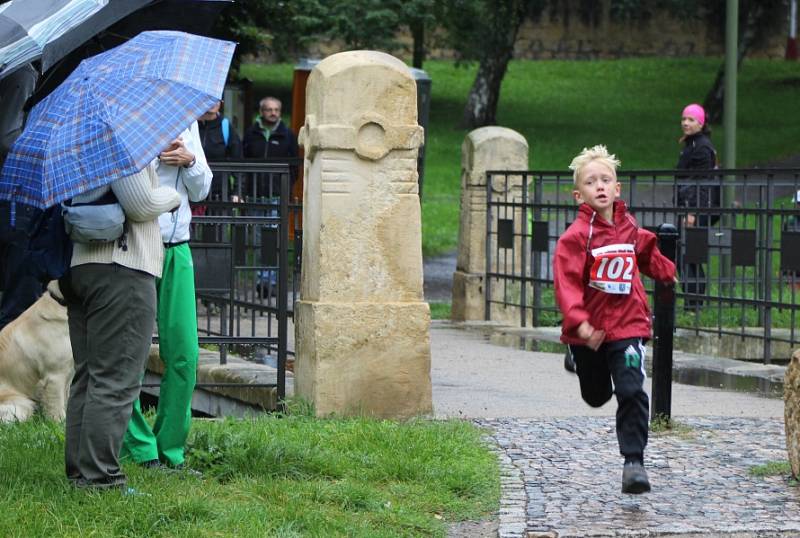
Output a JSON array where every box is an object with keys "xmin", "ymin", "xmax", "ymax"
[{"xmin": 62, "ymin": 189, "xmax": 126, "ymax": 245}]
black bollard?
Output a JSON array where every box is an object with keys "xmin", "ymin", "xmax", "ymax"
[{"xmin": 651, "ymin": 223, "xmax": 678, "ymax": 422}]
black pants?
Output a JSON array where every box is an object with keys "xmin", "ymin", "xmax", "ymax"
[
  {"xmin": 683, "ymin": 261, "xmax": 706, "ymax": 305},
  {"xmin": 678, "ymin": 214, "xmax": 719, "ymax": 308},
  {"xmin": 569, "ymin": 338, "xmax": 649, "ymax": 460},
  {"xmin": 0, "ymin": 201, "xmax": 44, "ymax": 330}
]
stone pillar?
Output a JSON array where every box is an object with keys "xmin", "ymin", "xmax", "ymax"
[
  {"xmin": 295, "ymin": 51, "xmax": 432, "ymax": 418},
  {"xmin": 451, "ymin": 127, "xmax": 529, "ymax": 321},
  {"xmin": 785, "ymin": 349, "xmax": 800, "ymax": 479}
]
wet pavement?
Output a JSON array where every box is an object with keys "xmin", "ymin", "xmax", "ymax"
[
  {"xmin": 484, "ymin": 417, "xmax": 798, "ymax": 538},
  {"xmin": 429, "ymin": 321, "xmax": 795, "ymax": 537},
  {"xmin": 423, "ymin": 250, "xmax": 457, "ymax": 303}
]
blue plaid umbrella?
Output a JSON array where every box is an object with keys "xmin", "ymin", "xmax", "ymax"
[{"xmin": 0, "ymin": 30, "xmax": 235, "ymax": 209}]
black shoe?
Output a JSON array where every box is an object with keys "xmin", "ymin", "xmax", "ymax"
[
  {"xmin": 621, "ymin": 462, "xmax": 651, "ymax": 494},
  {"xmin": 171, "ymin": 463, "xmax": 203, "ymax": 478},
  {"xmin": 563, "ymin": 350, "xmax": 576, "ymax": 373},
  {"xmin": 140, "ymin": 459, "xmax": 162, "ymax": 469}
]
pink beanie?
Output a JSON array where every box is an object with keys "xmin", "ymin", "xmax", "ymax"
[{"xmin": 682, "ymin": 103, "xmax": 705, "ymax": 126}]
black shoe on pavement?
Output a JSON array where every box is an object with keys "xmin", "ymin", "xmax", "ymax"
[
  {"xmin": 621, "ymin": 462, "xmax": 651, "ymax": 494},
  {"xmin": 563, "ymin": 350, "xmax": 576, "ymax": 373}
]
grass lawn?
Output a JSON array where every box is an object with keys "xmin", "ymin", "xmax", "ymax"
[
  {"xmin": 0, "ymin": 413, "xmax": 499, "ymax": 537},
  {"xmin": 240, "ymin": 58, "xmax": 800, "ymax": 256}
]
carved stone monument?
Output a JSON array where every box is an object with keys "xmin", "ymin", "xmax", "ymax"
[
  {"xmin": 451, "ymin": 127, "xmax": 529, "ymax": 321},
  {"xmin": 785, "ymin": 349, "xmax": 800, "ymax": 479},
  {"xmin": 295, "ymin": 50, "xmax": 432, "ymax": 418}
]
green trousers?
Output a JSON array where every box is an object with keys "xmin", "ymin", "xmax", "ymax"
[{"xmin": 121, "ymin": 243, "xmax": 198, "ymax": 466}]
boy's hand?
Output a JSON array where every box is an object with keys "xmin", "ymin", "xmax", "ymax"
[{"xmin": 577, "ymin": 321, "xmax": 605, "ymax": 351}]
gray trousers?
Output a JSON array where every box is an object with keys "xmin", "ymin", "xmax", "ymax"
[{"xmin": 65, "ymin": 263, "xmax": 156, "ymax": 487}]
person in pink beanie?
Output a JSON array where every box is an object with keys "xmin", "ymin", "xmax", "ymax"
[{"xmin": 675, "ymin": 103, "xmax": 719, "ymax": 309}]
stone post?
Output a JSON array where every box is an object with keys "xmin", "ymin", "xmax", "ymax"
[
  {"xmin": 295, "ymin": 51, "xmax": 432, "ymax": 418},
  {"xmin": 785, "ymin": 349, "xmax": 800, "ymax": 479},
  {"xmin": 452, "ymin": 127, "xmax": 529, "ymax": 321}
]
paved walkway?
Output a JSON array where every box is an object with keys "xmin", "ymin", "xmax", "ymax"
[{"xmin": 430, "ymin": 321, "xmax": 797, "ymax": 537}]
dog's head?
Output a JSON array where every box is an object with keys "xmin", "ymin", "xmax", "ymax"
[
  {"xmin": 46, "ymin": 280, "xmax": 66, "ymax": 305},
  {"xmin": 41, "ymin": 280, "xmax": 69, "ymax": 321}
]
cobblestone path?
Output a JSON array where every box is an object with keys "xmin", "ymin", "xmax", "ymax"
[{"xmin": 481, "ymin": 417, "xmax": 800, "ymax": 537}]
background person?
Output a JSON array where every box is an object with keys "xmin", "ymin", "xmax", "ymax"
[
  {"xmin": 786, "ymin": 190, "xmax": 800, "ymax": 232},
  {"xmin": 122, "ymin": 122, "xmax": 212, "ymax": 470},
  {"xmin": 65, "ymin": 162, "xmax": 180, "ymax": 490},
  {"xmin": 554, "ymin": 145, "xmax": 676, "ymax": 495},
  {"xmin": 674, "ymin": 103, "xmax": 719, "ymax": 309},
  {"xmin": 198, "ymin": 99, "xmax": 242, "ymax": 202},
  {"xmin": 242, "ymin": 96, "xmax": 298, "ymax": 170},
  {"xmin": 242, "ymin": 96, "xmax": 298, "ymax": 297},
  {"xmin": 783, "ymin": 190, "xmax": 800, "ymax": 289},
  {"xmin": 0, "ymin": 64, "xmax": 44, "ymax": 330}
]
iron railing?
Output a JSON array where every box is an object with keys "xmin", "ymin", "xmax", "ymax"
[
  {"xmin": 145, "ymin": 159, "xmax": 303, "ymax": 403},
  {"xmin": 485, "ymin": 168, "xmax": 800, "ymax": 364}
]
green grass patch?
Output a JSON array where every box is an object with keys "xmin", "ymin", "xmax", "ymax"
[
  {"xmin": 650, "ymin": 416, "xmax": 694, "ymax": 438},
  {"xmin": 749, "ymin": 460, "xmax": 792, "ymax": 478},
  {"xmin": 429, "ymin": 302, "xmax": 452, "ymax": 320},
  {"xmin": 241, "ymin": 58, "xmax": 800, "ymax": 256},
  {"xmin": 0, "ymin": 414, "xmax": 499, "ymax": 537}
]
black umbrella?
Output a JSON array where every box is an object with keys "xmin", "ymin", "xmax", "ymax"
[
  {"xmin": 0, "ymin": 0, "xmax": 113, "ymax": 79},
  {"xmin": 1, "ymin": 0, "xmax": 232, "ymax": 159},
  {"xmin": 40, "ymin": 0, "xmax": 153, "ymax": 73},
  {"xmin": 29, "ymin": 0, "xmax": 232, "ymax": 108}
]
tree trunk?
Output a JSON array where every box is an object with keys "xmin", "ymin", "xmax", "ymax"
[
  {"xmin": 461, "ymin": 1, "xmax": 527, "ymax": 129},
  {"xmin": 703, "ymin": 3, "xmax": 765, "ymax": 124},
  {"xmin": 411, "ymin": 20, "xmax": 425, "ymax": 69},
  {"xmin": 461, "ymin": 51, "xmax": 514, "ymax": 128}
]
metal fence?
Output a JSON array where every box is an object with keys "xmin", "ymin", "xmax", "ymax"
[
  {"xmin": 485, "ymin": 168, "xmax": 800, "ymax": 363},
  {"xmin": 145, "ymin": 159, "xmax": 302, "ymax": 403}
]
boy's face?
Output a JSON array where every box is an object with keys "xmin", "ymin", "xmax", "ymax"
[{"xmin": 573, "ymin": 160, "xmax": 620, "ymax": 212}]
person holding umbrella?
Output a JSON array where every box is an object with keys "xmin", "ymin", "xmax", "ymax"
[
  {"xmin": 66, "ymin": 162, "xmax": 180, "ymax": 490},
  {"xmin": 121, "ymin": 121, "xmax": 213, "ymax": 471},
  {"xmin": 0, "ymin": 31, "xmax": 235, "ymax": 490}
]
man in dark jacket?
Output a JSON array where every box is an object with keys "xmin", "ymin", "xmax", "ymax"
[
  {"xmin": 242, "ymin": 96, "xmax": 298, "ymax": 200},
  {"xmin": 242, "ymin": 97, "xmax": 298, "ymax": 297},
  {"xmin": 198, "ymin": 100, "xmax": 242, "ymax": 200}
]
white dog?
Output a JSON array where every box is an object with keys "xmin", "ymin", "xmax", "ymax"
[{"xmin": 0, "ymin": 280, "xmax": 73, "ymax": 422}]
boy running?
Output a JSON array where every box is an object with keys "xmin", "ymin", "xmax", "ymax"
[{"xmin": 554, "ymin": 145, "xmax": 676, "ymax": 494}]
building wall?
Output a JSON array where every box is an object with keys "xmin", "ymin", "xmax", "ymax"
[{"xmin": 298, "ymin": 3, "xmax": 789, "ymax": 62}]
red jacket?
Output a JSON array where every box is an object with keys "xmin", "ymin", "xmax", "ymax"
[{"xmin": 554, "ymin": 200, "xmax": 676, "ymax": 345}]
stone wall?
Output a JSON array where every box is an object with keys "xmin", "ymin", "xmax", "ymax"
[{"xmin": 297, "ymin": 3, "xmax": 788, "ymax": 62}]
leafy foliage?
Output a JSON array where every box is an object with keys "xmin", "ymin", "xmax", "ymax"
[{"xmin": 215, "ymin": 0, "xmax": 437, "ymax": 69}]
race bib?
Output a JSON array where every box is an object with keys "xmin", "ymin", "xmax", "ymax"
[{"xmin": 589, "ymin": 243, "xmax": 637, "ymax": 294}]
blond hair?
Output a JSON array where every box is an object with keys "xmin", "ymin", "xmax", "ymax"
[{"xmin": 568, "ymin": 145, "xmax": 621, "ymax": 185}]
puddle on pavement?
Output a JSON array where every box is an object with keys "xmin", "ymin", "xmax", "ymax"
[
  {"xmin": 488, "ymin": 333, "xmax": 566, "ymax": 354},
  {"xmin": 672, "ymin": 368, "xmax": 783, "ymax": 399},
  {"xmin": 482, "ymin": 332, "xmax": 784, "ymax": 398}
]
